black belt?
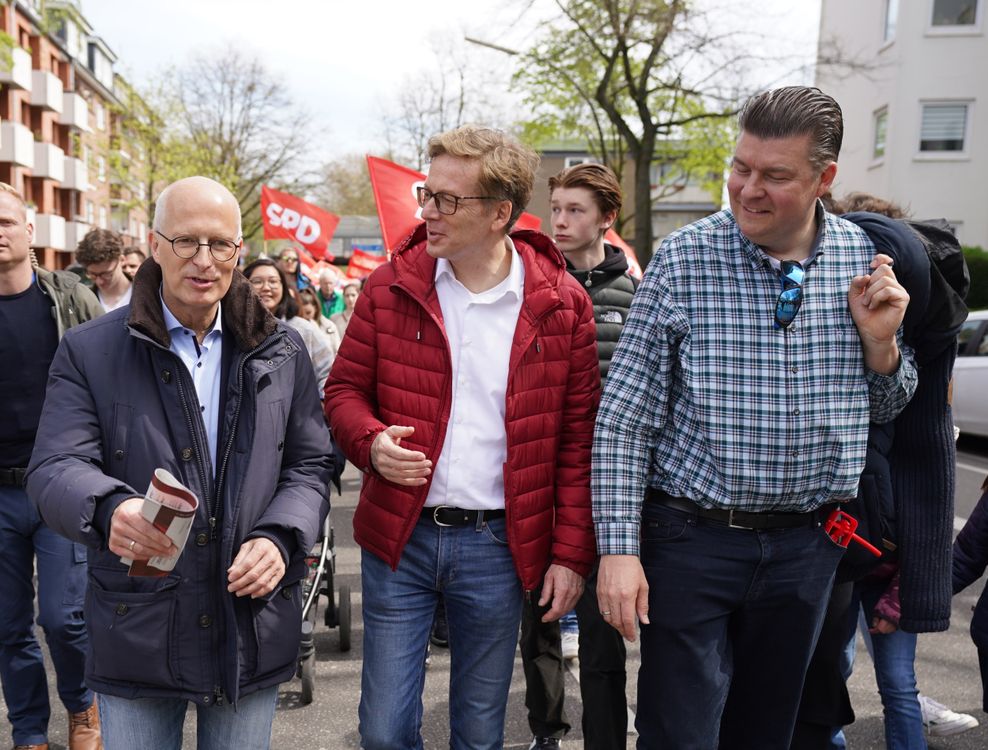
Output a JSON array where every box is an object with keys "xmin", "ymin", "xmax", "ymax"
[
  {"xmin": 421, "ymin": 506, "xmax": 506, "ymax": 527},
  {"xmin": 646, "ymin": 488, "xmax": 834, "ymax": 530},
  {"xmin": 0, "ymin": 467, "xmax": 26, "ymax": 487}
]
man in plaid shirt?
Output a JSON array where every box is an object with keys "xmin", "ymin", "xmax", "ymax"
[{"xmin": 593, "ymin": 86, "xmax": 917, "ymax": 748}]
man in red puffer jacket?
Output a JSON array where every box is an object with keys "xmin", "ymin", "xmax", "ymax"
[{"xmin": 325, "ymin": 125, "xmax": 599, "ymax": 750}]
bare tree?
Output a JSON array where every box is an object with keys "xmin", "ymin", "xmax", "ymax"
[
  {"xmin": 379, "ymin": 40, "xmax": 512, "ymax": 171},
  {"xmin": 313, "ymin": 154, "xmax": 377, "ymax": 216},
  {"xmin": 169, "ymin": 48, "xmax": 317, "ymax": 238}
]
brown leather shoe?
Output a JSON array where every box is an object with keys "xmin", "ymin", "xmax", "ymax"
[{"xmin": 68, "ymin": 701, "xmax": 102, "ymax": 750}]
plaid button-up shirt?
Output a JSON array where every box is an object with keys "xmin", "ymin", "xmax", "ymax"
[{"xmin": 593, "ymin": 207, "xmax": 918, "ymax": 556}]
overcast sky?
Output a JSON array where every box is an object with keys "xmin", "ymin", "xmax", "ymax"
[{"xmin": 79, "ymin": 0, "xmax": 822, "ymax": 165}]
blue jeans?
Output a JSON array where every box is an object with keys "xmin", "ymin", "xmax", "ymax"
[
  {"xmin": 636, "ymin": 502, "xmax": 844, "ymax": 749},
  {"xmin": 359, "ymin": 515, "xmax": 523, "ymax": 750},
  {"xmin": 97, "ymin": 686, "xmax": 278, "ymax": 749},
  {"xmin": 0, "ymin": 485, "xmax": 91, "ymax": 746},
  {"xmin": 559, "ymin": 610, "xmax": 578, "ymax": 635},
  {"xmin": 855, "ymin": 582, "xmax": 925, "ymax": 749}
]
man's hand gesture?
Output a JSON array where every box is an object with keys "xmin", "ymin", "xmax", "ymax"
[
  {"xmin": 849, "ymin": 253, "xmax": 909, "ymax": 375},
  {"xmin": 538, "ymin": 564, "xmax": 585, "ymax": 622},
  {"xmin": 370, "ymin": 425, "xmax": 432, "ymax": 486}
]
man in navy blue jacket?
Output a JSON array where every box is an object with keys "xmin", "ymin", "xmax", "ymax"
[{"xmin": 27, "ymin": 176, "xmax": 335, "ymax": 750}]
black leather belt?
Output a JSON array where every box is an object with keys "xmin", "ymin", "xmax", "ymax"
[
  {"xmin": 0, "ymin": 467, "xmax": 26, "ymax": 487},
  {"xmin": 421, "ymin": 506, "xmax": 506, "ymax": 527},
  {"xmin": 646, "ymin": 488, "xmax": 833, "ymax": 530}
]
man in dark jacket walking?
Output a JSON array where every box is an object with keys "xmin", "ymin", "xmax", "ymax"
[
  {"xmin": 520, "ymin": 163, "xmax": 636, "ymax": 750},
  {"xmin": 0, "ymin": 182, "xmax": 103, "ymax": 750},
  {"xmin": 27, "ymin": 176, "xmax": 335, "ymax": 750}
]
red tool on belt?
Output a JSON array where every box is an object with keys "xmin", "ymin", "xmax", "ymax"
[{"xmin": 823, "ymin": 509, "xmax": 882, "ymax": 557}]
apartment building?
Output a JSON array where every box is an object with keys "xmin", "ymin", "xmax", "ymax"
[
  {"xmin": 0, "ymin": 0, "xmax": 148, "ymax": 270},
  {"xmin": 816, "ymin": 0, "xmax": 987, "ymax": 249}
]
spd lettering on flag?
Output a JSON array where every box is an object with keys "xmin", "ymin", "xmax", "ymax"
[{"xmin": 261, "ymin": 185, "xmax": 340, "ymax": 260}]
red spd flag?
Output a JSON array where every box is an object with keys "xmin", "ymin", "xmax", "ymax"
[
  {"xmin": 347, "ymin": 247, "xmax": 387, "ymax": 279},
  {"xmin": 366, "ymin": 155, "xmax": 543, "ymax": 252},
  {"xmin": 604, "ymin": 228, "xmax": 643, "ymax": 279},
  {"xmin": 261, "ymin": 185, "xmax": 339, "ymax": 260}
]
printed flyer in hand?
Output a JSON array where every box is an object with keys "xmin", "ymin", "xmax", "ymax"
[{"xmin": 120, "ymin": 468, "xmax": 199, "ymax": 577}]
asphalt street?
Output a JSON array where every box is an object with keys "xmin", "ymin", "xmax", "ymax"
[{"xmin": 12, "ymin": 435, "xmax": 988, "ymax": 749}]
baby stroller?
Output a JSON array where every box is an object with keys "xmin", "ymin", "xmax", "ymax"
[{"xmin": 297, "ymin": 514, "xmax": 352, "ymax": 705}]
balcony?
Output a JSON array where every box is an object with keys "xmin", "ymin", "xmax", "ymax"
[
  {"xmin": 62, "ymin": 156, "xmax": 91, "ymax": 190},
  {"xmin": 64, "ymin": 221, "xmax": 92, "ymax": 251},
  {"xmin": 33, "ymin": 142, "xmax": 65, "ymax": 182},
  {"xmin": 32, "ymin": 214, "xmax": 67, "ymax": 251},
  {"xmin": 58, "ymin": 92, "xmax": 92, "ymax": 132},
  {"xmin": 0, "ymin": 122, "xmax": 35, "ymax": 168},
  {"xmin": 0, "ymin": 48, "xmax": 32, "ymax": 90},
  {"xmin": 30, "ymin": 70, "xmax": 64, "ymax": 113}
]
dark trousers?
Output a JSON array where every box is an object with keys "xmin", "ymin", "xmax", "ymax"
[
  {"xmin": 636, "ymin": 502, "xmax": 844, "ymax": 750},
  {"xmin": 520, "ymin": 565, "xmax": 628, "ymax": 748},
  {"xmin": 0, "ymin": 485, "xmax": 91, "ymax": 746},
  {"xmin": 791, "ymin": 581, "xmax": 856, "ymax": 749}
]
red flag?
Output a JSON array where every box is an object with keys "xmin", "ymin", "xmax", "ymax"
[
  {"xmin": 261, "ymin": 185, "xmax": 339, "ymax": 260},
  {"xmin": 366, "ymin": 155, "xmax": 543, "ymax": 252},
  {"xmin": 604, "ymin": 228, "xmax": 643, "ymax": 279},
  {"xmin": 347, "ymin": 247, "xmax": 388, "ymax": 279}
]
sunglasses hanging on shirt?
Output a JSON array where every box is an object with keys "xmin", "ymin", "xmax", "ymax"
[{"xmin": 774, "ymin": 260, "xmax": 805, "ymax": 330}]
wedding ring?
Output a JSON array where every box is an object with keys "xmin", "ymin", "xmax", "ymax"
[
  {"xmin": 601, "ymin": 610, "xmax": 611, "ymax": 616},
  {"xmin": 129, "ymin": 539, "xmax": 136, "ymax": 551}
]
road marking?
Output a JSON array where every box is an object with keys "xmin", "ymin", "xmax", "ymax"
[
  {"xmin": 563, "ymin": 657, "xmax": 638, "ymax": 735},
  {"xmin": 957, "ymin": 460, "xmax": 988, "ymax": 475}
]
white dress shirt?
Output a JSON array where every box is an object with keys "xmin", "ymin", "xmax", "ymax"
[
  {"xmin": 424, "ymin": 240, "xmax": 525, "ymax": 510},
  {"xmin": 161, "ymin": 294, "xmax": 224, "ymax": 473}
]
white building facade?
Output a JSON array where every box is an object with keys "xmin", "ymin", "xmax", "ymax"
[{"xmin": 816, "ymin": 0, "xmax": 987, "ymax": 249}]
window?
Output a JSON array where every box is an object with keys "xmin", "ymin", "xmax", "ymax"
[
  {"xmin": 932, "ymin": 0, "xmax": 980, "ymax": 25},
  {"xmin": 95, "ymin": 102, "xmax": 105, "ymax": 131},
  {"xmin": 97, "ymin": 156, "xmax": 106, "ymax": 182},
  {"xmin": 873, "ymin": 108, "xmax": 889, "ymax": 159},
  {"xmin": 85, "ymin": 200, "xmax": 94, "ymax": 225},
  {"xmin": 564, "ymin": 156, "xmax": 593, "ymax": 168},
  {"xmin": 884, "ymin": 0, "xmax": 899, "ymax": 40},
  {"xmin": 920, "ymin": 103, "xmax": 968, "ymax": 152},
  {"xmin": 98, "ymin": 206, "xmax": 107, "ymax": 229}
]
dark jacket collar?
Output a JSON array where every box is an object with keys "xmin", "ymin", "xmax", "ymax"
[{"xmin": 127, "ymin": 261, "xmax": 277, "ymax": 351}]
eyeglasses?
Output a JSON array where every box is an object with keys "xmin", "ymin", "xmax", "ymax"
[
  {"xmin": 249, "ymin": 277, "xmax": 283, "ymax": 289},
  {"xmin": 84, "ymin": 259, "xmax": 120, "ymax": 283},
  {"xmin": 155, "ymin": 229, "xmax": 241, "ymax": 262},
  {"xmin": 415, "ymin": 186, "xmax": 501, "ymax": 216},
  {"xmin": 279, "ymin": 255, "xmax": 298, "ymax": 263},
  {"xmin": 774, "ymin": 260, "xmax": 805, "ymax": 330}
]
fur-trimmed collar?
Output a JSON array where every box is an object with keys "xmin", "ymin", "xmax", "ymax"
[{"xmin": 127, "ymin": 261, "xmax": 277, "ymax": 351}]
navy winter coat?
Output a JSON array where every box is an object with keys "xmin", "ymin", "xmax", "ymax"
[
  {"xmin": 953, "ymin": 479, "xmax": 988, "ymax": 651},
  {"xmin": 27, "ymin": 262, "xmax": 335, "ymax": 705}
]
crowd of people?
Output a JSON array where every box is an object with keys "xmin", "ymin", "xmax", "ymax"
[{"xmin": 0, "ymin": 84, "xmax": 985, "ymax": 750}]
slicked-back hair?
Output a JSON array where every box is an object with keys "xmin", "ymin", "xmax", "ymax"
[
  {"xmin": 427, "ymin": 125, "xmax": 540, "ymax": 231},
  {"xmin": 75, "ymin": 228, "xmax": 124, "ymax": 266},
  {"xmin": 548, "ymin": 163, "xmax": 622, "ymax": 217},
  {"xmin": 738, "ymin": 86, "xmax": 844, "ymax": 171}
]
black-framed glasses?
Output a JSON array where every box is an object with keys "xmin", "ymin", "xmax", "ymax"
[
  {"xmin": 154, "ymin": 229, "xmax": 241, "ymax": 262},
  {"xmin": 84, "ymin": 259, "xmax": 120, "ymax": 283},
  {"xmin": 774, "ymin": 260, "xmax": 805, "ymax": 330},
  {"xmin": 415, "ymin": 186, "xmax": 501, "ymax": 216}
]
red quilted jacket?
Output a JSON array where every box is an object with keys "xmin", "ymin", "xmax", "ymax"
[{"xmin": 325, "ymin": 224, "xmax": 600, "ymax": 591}]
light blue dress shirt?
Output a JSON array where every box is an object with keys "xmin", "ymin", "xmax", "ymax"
[{"xmin": 160, "ymin": 294, "xmax": 224, "ymax": 474}]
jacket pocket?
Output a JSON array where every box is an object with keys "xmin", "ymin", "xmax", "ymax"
[
  {"xmin": 244, "ymin": 580, "xmax": 302, "ymax": 680},
  {"xmin": 85, "ymin": 572, "xmax": 179, "ymax": 688}
]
